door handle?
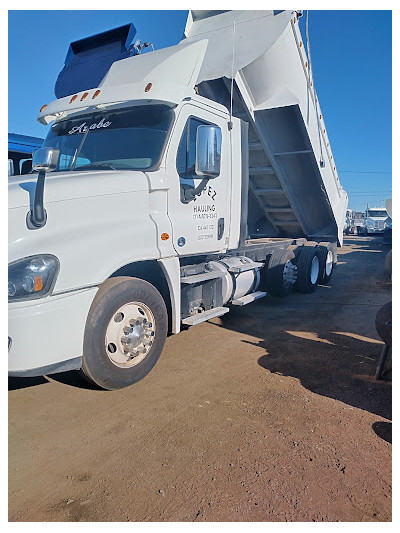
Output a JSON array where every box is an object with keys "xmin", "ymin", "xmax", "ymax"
[{"xmin": 217, "ymin": 217, "xmax": 224, "ymax": 240}]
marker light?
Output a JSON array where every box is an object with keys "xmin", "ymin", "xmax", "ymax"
[
  {"xmin": 70, "ymin": 95, "xmax": 78, "ymax": 103},
  {"xmin": 40, "ymin": 105, "xmax": 48, "ymax": 113},
  {"xmin": 92, "ymin": 90, "xmax": 101, "ymax": 99},
  {"xmin": 81, "ymin": 92, "xmax": 89, "ymax": 101},
  {"xmin": 145, "ymin": 83, "xmax": 152, "ymax": 93}
]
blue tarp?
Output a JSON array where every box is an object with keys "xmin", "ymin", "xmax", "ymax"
[{"xmin": 54, "ymin": 23, "xmax": 137, "ymax": 99}]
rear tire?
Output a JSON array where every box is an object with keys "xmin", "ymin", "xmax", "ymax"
[
  {"xmin": 81, "ymin": 277, "xmax": 168, "ymax": 390},
  {"xmin": 264, "ymin": 248, "xmax": 297, "ymax": 297},
  {"xmin": 295, "ymin": 246, "xmax": 320, "ymax": 293},
  {"xmin": 385, "ymin": 250, "xmax": 392, "ymax": 277},
  {"xmin": 317, "ymin": 242, "xmax": 336, "ymax": 284}
]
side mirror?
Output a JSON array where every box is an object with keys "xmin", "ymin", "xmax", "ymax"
[
  {"xmin": 195, "ymin": 125, "xmax": 221, "ymax": 179},
  {"xmin": 8, "ymin": 159, "xmax": 14, "ymax": 177},
  {"xmin": 32, "ymin": 147, "xmax": 60, "ymax": 172}
]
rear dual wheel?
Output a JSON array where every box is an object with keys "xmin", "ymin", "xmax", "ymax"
[
  {"xmin": 263, "ymin": 248, "xmax": 297, "ymax": 297},
  {"xmin": 295, "ymin": 245, "xmax": 320, "ymax": 293},
  {"xmin": 317, "ymin": 242, "xmax": 336, "ymax": 284}
]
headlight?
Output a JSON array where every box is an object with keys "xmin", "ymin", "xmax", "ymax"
[{"xmin": 8, "ymin": 255, "xmax": 59, "ymax": 302}]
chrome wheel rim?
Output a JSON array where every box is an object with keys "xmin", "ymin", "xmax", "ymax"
[
  {"xmin": 105, "ymin": 302, "xmax": 155, "ymax": 368},
  {"xmin": 310, "ymin": 255, "xmax": 319, "ymax": 285},
  {"xmin": 283, "ymin": 261, "xmax": 297, "ymax": 287}
]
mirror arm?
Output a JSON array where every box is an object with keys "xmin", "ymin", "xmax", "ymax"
[
  {"xmin": 27, "ymin": 170, "xmax": 47, "ymax": 230},
  {"xmin": 181, "ymin": 177, "xmax": 209, "ymax": 204}
]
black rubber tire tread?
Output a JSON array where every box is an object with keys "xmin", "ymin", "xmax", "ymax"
[
  {"xmin": 264, "ymin": 247, "xmax": 296, "ymax": 297},
  {"xmin": 375, "ymin": 301, "xmax": 392, "ymax": 345},
  {"xmin": 287, "ymin": 244, "xmax": 301, "ymax": 257},
  {"xmin": 385, "ymin": 250, "xmax": 392, "ymax": 277},
  {"xmin": 81, "ymin": 276, "xmax": 168, "ymax": 390},
  {"xmin": 319, "ymin": 241, "xmax": 338, "ymax": 263},
  {"xmin": 317, "ymin": 242, "xmax": 337, "ymax": 284},
  {"xmin": 295, "ymin": 245, "xmax": 320, "ymax": 293}
]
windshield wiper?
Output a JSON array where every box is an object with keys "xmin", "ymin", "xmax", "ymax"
[{"xmin": 74, "ymin": 163, "xmax": 117, "ymax": 171}]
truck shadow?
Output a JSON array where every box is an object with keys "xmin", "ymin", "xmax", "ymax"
[
  {"xmin": 215, "ymin": 236, "xmax": 391, "ymax": 423},
  {"xmin": 8, "ymin": 371, "xmax": 96, "ymax": 391},
  {"xmin": 8, "ymin": 376, "xmax": 49, "ymax": 390},
  {"xmin": 255, "ymin": 330, "xmax": 391, "ymax": 420}
]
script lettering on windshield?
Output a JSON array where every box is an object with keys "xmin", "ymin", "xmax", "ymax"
[{"xmin": 68, "ymin": 118, "xmax": 112, "ymax": 134}]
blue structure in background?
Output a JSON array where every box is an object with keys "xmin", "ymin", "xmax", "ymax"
[
  {"xmin": 55, "ymin": 23, "xmax": 138, "ymax": 98},
  {"xmin": 8, "ymin": 133, "xmax": 43, "ymax": 175}
]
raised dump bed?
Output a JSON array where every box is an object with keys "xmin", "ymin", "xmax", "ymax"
[{"xmin": 182, "ymin": 10, "xmax": 348, "ymax": 244}]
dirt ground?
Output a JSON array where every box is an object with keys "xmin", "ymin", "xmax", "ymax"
[{"xmin": 8, "ymin": 236, "xmax": 392, "ymax": 522}]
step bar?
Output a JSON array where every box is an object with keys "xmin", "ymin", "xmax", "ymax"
[
  {"xmin": 182, "ymin": 306, "xmax": 230, "ymax": 326},
  {"xmin": 231, "ymin": 291, "xmax": 267, "ymax": 306}
]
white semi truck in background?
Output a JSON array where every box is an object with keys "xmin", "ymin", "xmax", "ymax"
[
  {"xmin": 8, "ymin": 10, "xmax": 348, "ymax": 390},
  {"xmin": 359, "ymin": 206, "xmax": 391, "ymax": 235}
]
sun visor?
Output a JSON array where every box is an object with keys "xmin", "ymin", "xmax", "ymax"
[
  {"xmin": 55, "ymin": 23, "xmax": 137, "ymax": 99},
  {"xmin": 181, "ymin": 10, "xmax": 293, "ymax": 84},
  {"xmin": 99, "ymin": 39, "xmax": 208, "ymax": 92}
]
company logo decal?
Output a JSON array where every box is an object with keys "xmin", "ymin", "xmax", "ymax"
[
  {"xmin": 177, "ymin": 237, "xmax": 186, "ymax": 247},
  {"xmin": 68, "ymin": 118, "xmax": 112, "ymax": 134}
]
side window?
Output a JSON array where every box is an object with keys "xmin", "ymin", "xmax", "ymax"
[
  {"xmin": 176, "ymin": 116, "xmax": 221, "ymax": 203},
  {"xmin": 177, "ymin": 117, "xmax": 209, "ymax": 181}
]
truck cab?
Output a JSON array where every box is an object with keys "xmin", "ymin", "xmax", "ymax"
[{"xmin": 362, "ymin": 207, "xmax": 390, "ymax": 235}]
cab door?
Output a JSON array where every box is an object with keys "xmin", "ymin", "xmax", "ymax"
[{"xmin": 166, "ymin": 104, "xmax": 231, "ymax": 256}]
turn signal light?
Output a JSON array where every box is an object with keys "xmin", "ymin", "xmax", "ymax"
[
  {"xmin": 161, "ymin": 233, "xmax": 169, "ymax": 241},
  {"xmin": 145, "ymin": 83, "xmax": 152, "ymax": 93},
  {"xmin": 34, "ymin": 277, "xmax": 43, "ymax": 292}
]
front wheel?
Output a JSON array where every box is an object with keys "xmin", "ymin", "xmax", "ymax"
[{"xmin": 81, "ymin": 277, "xmax": 168, "ymax": 390}]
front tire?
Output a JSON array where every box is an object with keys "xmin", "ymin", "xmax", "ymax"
[{"xmin": 81, "ymin": 277, "xmax": 168, "ymax": 390}]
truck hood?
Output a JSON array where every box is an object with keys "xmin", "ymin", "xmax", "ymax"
[{"xmin": 8, "ymin": 170, "xmax": 149, "ymax": 209}]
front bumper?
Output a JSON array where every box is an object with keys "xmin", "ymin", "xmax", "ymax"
[
  {"xmin": 367, "ymin": 228, "xmax": 384, "ymax": 234},
  {"xmin": 8, "ymin": 287, "xmax": 98, "ymax": 377}
]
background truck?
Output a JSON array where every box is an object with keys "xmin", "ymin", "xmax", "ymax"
[
  {"xmin": 345, "ymin": 209, "xmax": 364, "ymax": 234},
  {"xmin": 359, "ymin": 205, "xmax": 390, "ymax": 235},
  {"xmin": 8, "ymin": 133, "xmax": 43, "ymax": 176},
  {"xmin": 8, "ymin": 10, "xmax": 348, "ymax": 390}
]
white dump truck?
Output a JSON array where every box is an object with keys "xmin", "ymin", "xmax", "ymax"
[{"xmin": 8, "ymin": 10, "xmax": 348, "ymax": 389}]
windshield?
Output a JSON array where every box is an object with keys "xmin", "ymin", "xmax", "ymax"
[
  {"xmin": 42, "ymin": 104, "xmax": 174, "ymax": 172},
  {"xmin": 367, "ymin": 210, "xmax": 387, "ymax": 218}
]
